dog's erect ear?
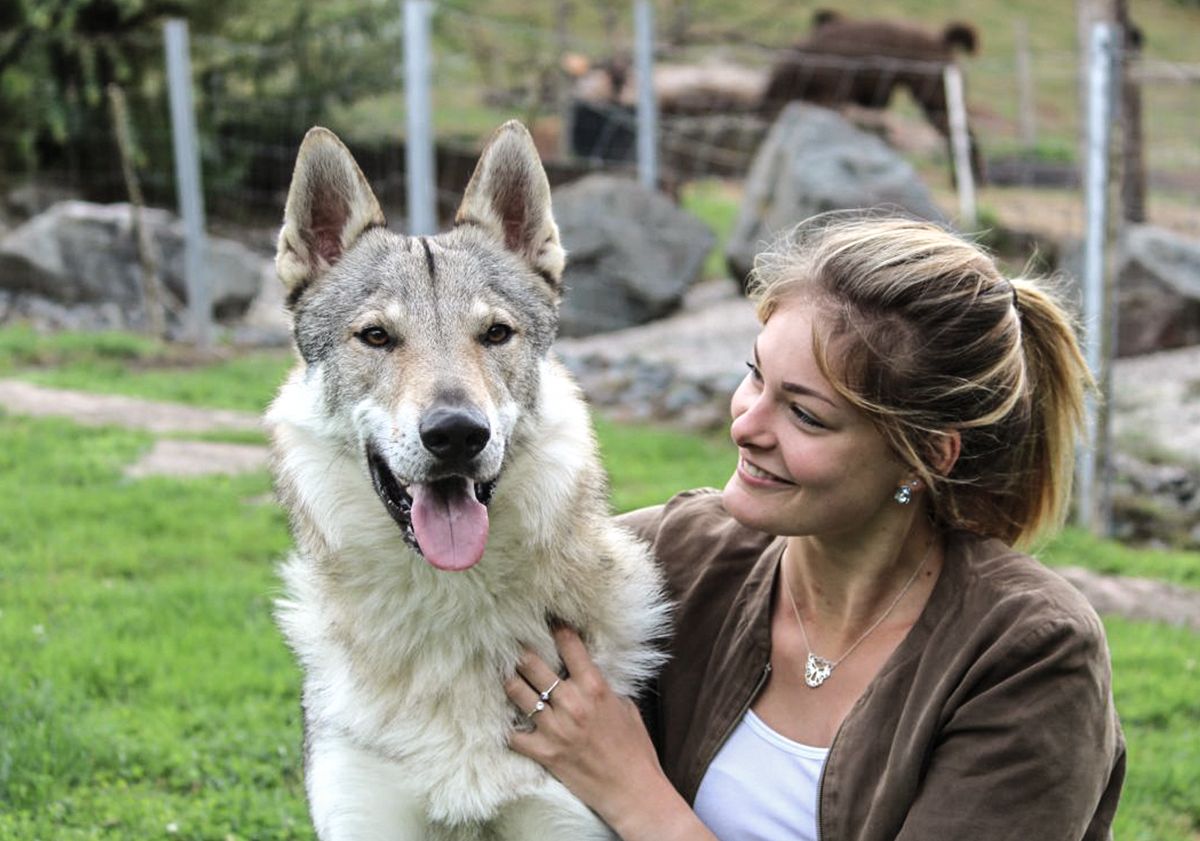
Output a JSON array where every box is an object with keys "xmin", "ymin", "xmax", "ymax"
[
  {"xmin": 276, "ymin": 127, "xmax": 386, "ymax": 298},
  {"xmin": 454, "ymin": 121, "xmax": 565, "ymax": 293}
]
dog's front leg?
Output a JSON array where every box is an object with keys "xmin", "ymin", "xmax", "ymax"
[
  {"xmin": 307, "ymin": 731, "xmax": 428, "ymax": 841},
  {"xmin": 494, "ymin": 778, "xmax": 618, "ymax": 841}
]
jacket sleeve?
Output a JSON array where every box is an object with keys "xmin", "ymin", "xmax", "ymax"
[
  {"xmin": 895, "ymin": 616, "xmax": 1125, "ymax": 841},
  {"xmin": 616, "ymin": 504, "xmax": 667, "ymax": 543}
]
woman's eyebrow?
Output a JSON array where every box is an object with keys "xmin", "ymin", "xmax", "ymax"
[{"xmin": 754, "ymin": 341, "xmax": 838, "ymax": 408}]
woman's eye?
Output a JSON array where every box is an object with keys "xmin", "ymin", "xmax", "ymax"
[
  {"xmin": 484, "ymin": 323, "xmax": 514, "ymax": 345},
  {"xmin": 745, "ymin": 361, "xmax": 762, "ymax": 381},
  {"xmin": 791, "ymin": 405, "xmax": 826, "ymax": 430},
  {"xmin": 358, "ymin": 327, "xmax": 392, "ymax": 348}
]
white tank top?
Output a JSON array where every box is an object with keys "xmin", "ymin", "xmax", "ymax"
[{"xmin": 693, "ymin": 709, "xmax": 829, "ymax": 841}]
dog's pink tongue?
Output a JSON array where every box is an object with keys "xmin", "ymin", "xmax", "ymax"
[{"xmin": 410, "ymin": 480, "xmax": 489, "ymax": 571}]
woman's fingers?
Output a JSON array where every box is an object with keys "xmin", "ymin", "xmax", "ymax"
[
  {"xmin": 515, "ymin": 647, "xmax": 562, "ymax": 697},
  {"xmin": 554, "ymin": 625, "xmax": 599, "ymax": 681},
  {"xmin": 507, "ymin": 628, "xmax": 603, "ymax": 733},
  {"xmin": 504, "ymin": 672, "xmax": 543, "ymax": 718}
]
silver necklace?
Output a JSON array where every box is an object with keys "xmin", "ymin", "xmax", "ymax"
[{"xmin": 783, "ymin": 538, "xmax": 933, "ymax": 688}]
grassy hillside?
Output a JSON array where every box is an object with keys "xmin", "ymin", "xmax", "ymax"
[
  {"xmin": 397, "ymin": 0, "xmax": 1200, "ymax": 153},
  {"xmin": 2, "ymin": 331, "xmax": 1199, "ymax": 839}
]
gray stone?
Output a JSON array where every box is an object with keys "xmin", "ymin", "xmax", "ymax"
[
  {"xmin": 1058, "ymin": 225, "xmax": 1200, "ymax": 356},
  {"xmin": 552, "ymin": 176, "xmax": 715, "ymax": 337},
  {"xmin": 1117, "ymin": 225, "xmax": 1200, "ymax": 356},
  {"xmin": 725, "ymin": 103, "xmax": 947, "ymax": 286},
  {"xmin": 0, "ymin": 201, "xmax": 269, "ymax": 329},
  {"xmin": 4, "ymin": 183, "xmax": 77, "ymax": 220}
]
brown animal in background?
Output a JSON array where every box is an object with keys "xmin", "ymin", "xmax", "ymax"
[{"xmin": 762, "ymin": 10, "xmax": 984, "ymax": 183}]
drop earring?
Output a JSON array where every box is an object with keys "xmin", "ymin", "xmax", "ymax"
[{"xmin": 893, "ymin": 483, "xmax": 913, "ymax": 505}]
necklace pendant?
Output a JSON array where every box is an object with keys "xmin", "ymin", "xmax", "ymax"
[{"xmin": 804, "ymin": 653, "xmax": 834, "ymax": 688}]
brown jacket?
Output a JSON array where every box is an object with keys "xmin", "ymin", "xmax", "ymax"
[{"xmin": 622, "ymin": 489, "xmax": 1125, "ymax": 841}]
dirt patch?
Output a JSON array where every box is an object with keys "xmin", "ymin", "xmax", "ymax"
[
  {"xmin": 0, "ymin": 378, "xmax": 261, "ymax": 435},
  {"xmin": 124, "ymin": 439, "xmax": 270, "ymax": 479},
  {"xmin": 1056, "ymin": 567, "xmax": 1200, "ymax": 631},
  {"xmin": 0, "ymin": 377, "xmax": 269, "ymax": 479}
]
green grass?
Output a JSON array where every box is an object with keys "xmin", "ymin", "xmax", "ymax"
[
  {"xmin": 1040, "ymin": 527, "xmax": 1200, "ymax": 589},
  {"xmin": 21, "ymin": 351, "xmax": 295, "ymax": 416},
  {"xmin": 1, "ymin": 330, "xmax": 1198, "ymax": 838},
  {"xmin": 0, "ymin": 415, "xmax": 305, "ymax": 840},
  {"xmin": 0, "ymin": 325, "xmax": 164, "ymax": 375},
  {"xmin": 387, "ymin": 0, "xmax": 1200, "ymax": 176},
  {"xmin": 596, "ymin": 415, "xmax": 736, "ymax": 512},
  {"xmin": 1106, "ymin": 617, "xmax": 1200, "ymax": 841},
  {"xmin": 0, "ymin": 325, "xmax": 295, "ymax": 415},
  {"xmin": 680, "ymin": 179, "xmax": 742, "ymax": 282}
]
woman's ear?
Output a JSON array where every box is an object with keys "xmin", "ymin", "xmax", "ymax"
[{"xmin": 929, "ymin": 431, "xmax": 962, "ymax": 477}]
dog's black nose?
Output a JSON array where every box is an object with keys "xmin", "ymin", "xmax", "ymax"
[{"xmin": 420, "ymin": 405, "xmax": 490, "ymax": 462}]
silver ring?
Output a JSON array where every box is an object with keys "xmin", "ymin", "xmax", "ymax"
[
  {"xmin": 526, "ymin": 699, "xmax": 546, "ymax": 719},
  {"xmin": 538, "ymin": 679, "xmax": 561, "ymax": 703}
]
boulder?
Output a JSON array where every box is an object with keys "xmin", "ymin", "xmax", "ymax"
[
  {"xmin": 1116, "ymin": 225, "xmax": 1200, "ymax": 356},
  {"xmin": 552, "ymin": 175, "xmax": 715, "ymax": 337},
  {"xmin": 0, "ymin": 201, "xmax": 269, "ymax": 330},
  {"xmin": 725, "ymin": 103, "xmax": 947, "ymax": 287}
]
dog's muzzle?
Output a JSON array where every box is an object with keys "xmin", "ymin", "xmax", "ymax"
[{"xmin": 366, "ymin": 435, "xmax": 497, "ymax": 573}]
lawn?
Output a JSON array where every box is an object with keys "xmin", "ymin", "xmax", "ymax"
[{"xmin": 1, "ymin": 328, "xmax": 1198, "ymax": 839}]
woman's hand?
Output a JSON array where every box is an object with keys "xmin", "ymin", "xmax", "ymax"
[{"xmin": 505, "ymin": 626, "xmax": 715, "ymax": 841}]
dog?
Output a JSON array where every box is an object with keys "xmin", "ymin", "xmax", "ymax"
[{"xmin": 265, "ymin": 121, "xmax": 670, "ymax": 841}]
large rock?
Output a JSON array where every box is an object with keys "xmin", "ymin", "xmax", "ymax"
[
  {"xmin": 1115, "ymin": 225, "xmax": 1200, "ymax": 356},
  {"xmin": 725, "ymin": 103, "xmax": 947, "ymax": 286},
  {"xmin": 0, "ymin": 201, "xmax": 269, "ymax": 330},
  {"xmin": 552, "ymin": 176, "xmax": 714, "ymax": 337}
]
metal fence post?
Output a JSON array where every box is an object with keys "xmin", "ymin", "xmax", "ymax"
[
  {"xmin": 1077, "ymin": 22, "xmax": 1118, "ymax": 534},
  {"xmin": 1014, "ymin": 19, "xmax": 1038, "ymax": 149},
  {"xmin": 404, "ymin": 0, "xmax": 436, "ymax": 234},
  {"xmin": 943, "ymin": 65, "xmax": 977, "ymax": 228},
  {"xmin": 634, "ymin": 0, "xmax": 658, "ymax": 190},
  {"xmin": 164, "ymin": 18, "xmax": 212, "ymax": 347}
]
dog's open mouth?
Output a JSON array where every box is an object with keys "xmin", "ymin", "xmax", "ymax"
[{"xmin": 366, "ymin": 445, "xmax": 496, "ymax": 572}]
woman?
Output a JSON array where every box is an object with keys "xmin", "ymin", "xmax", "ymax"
[{"xmin": 504, "ymin": 214, "xmax": 1125, "ymax": 840}]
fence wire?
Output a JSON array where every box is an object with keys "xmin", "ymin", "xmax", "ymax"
[{"xmin": 0, "ymin": 8, "xmax": 1197, "ymax": 246}]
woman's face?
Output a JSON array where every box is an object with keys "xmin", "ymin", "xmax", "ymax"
[{"xmin": 722, "ymin": 300, "xmax": 910, "ymax": 540}]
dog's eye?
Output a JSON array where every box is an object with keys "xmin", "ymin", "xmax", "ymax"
[
  {"xmin": 358, "ymin": 327, "xmax": 392, "ymax": 348},
  {"xmin": 483, "ymin": 323, "xmax": 514, "ymax": 346}
]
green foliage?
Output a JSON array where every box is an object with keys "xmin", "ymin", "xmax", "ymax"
[
  {"xmin": 0, "ymin": 0, "xmax": 402, "ymax": 213},
  {"xmin": 0, "ymin": 0, "xmax": 234, "ymax": 177}
]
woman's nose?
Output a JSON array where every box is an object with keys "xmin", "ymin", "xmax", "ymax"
[{"xmin": 730, "ymin": 379, "xmax": 773, "ymax": 449}]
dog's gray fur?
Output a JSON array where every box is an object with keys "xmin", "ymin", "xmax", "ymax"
[{"xmin": 266, "ymin": 122, "xmax": 669, "ymax": 840}]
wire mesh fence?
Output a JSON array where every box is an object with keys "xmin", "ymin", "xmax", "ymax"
[{"xmin": 1, "ymin": 5, "xmax": 1197, "ymax": 243}]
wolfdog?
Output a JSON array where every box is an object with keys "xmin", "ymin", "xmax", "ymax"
[{"xmin": 265, "ymin": 122, "xmax": 669, "ymax": 840}]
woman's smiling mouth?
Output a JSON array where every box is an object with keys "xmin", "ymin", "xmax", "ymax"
[{"xmin": 739, "ymin": 457, "xmax": 793, "ymax": 485}]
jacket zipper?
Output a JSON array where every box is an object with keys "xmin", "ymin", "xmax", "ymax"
[{"xmin": 692, "ymin": 660, "xmax": 772, "ymax": 801}]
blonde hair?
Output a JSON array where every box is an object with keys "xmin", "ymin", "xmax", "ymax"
[{"xmin": 748, "ymin": 213, "xmax": 1093, "ymax": 548}]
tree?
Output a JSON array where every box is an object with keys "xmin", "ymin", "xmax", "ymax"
[{"xmin": 0, "ymin": 0, "xmax": 399, "ymax": 212}]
